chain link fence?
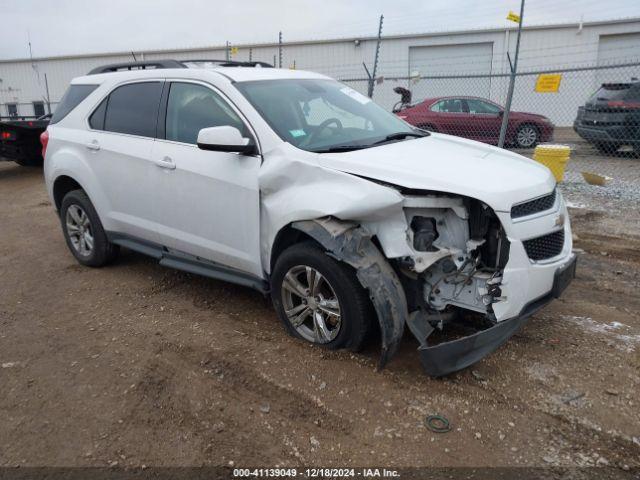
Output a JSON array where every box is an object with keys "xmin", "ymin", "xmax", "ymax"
[{"xmin": 335, "ymin": 60, "xmax": 640, "ymax": 208}]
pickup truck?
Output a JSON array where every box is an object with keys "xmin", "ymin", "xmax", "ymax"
[{"xmin": 0, "ymin": 115, "xmax": 50, "ymax": 166}]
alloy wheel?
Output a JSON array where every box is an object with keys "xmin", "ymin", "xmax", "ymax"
[
  {"xmin": 65, "ymin": 205, "xmax": 94, "ymax": 256},
  {"xmin": 281, "ymin": 265, "xmax": 342, "ymax": 344},
  {"xmin": 516, "ymin": 126, "xmax": 538, "ymax": 148}
]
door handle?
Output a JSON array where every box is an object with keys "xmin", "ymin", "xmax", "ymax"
[
  {"xmin": 154, "ymin": 156, "xmax": 176, "ymax": 170},
  {"xmin": 86, "ymin": 140, "xmax": 100, "ymax": 151}
]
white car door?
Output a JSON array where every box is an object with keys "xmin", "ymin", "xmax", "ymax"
[
  {"xmin": 86, "ymin": 81, "xmax": 164, "ymax": 243},
  {"xmin": 150, "ymin": 80, "xmax": 262, "ymax": 277}
]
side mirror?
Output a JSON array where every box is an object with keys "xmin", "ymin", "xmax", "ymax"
[{"xmin": 197, "ymin": 126, "xmax": 257, "ymax": 155}]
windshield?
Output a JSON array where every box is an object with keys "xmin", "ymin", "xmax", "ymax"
[{"xmin": 235, "ymin": 79, "xmax": 419, "ymax": 152}]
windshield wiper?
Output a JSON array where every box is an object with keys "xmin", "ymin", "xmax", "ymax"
[
  {"xmin": 312, "ymin": 144, "xmax": 372, "ymax": 153},
  {"xmin": 372, "ymin": 131, "xmax": 429, "ymax": 145}
]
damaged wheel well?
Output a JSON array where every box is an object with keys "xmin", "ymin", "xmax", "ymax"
[{"xmin": 270, "ymin": 225, "xmax": 321, "ymax": 272}]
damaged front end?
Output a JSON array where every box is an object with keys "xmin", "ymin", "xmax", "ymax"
[{"xmin": 292, "ymin": 191, "xmax": 575, "ymax": 377}]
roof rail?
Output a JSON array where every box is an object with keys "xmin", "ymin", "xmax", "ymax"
[
  {"xmin": 87, "ymin": 60, "xmax": 186, "ymax": 75},
  {"xmin": 180, "ymin": 59, "xmax": 274, "ymax": 68}
]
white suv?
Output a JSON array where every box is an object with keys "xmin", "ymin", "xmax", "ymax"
[{"xmin": 43, "ymin": 60, "xmax": 576, "ymax": 376}]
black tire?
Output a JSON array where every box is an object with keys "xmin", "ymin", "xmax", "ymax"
[
  {"xmin": 60, "ymin": 189, "xmax": 119, "ymax": 267},
  {"xmin": 514, "ymin": 124, "xmax": 539, "ymax": 148},
  {"xmin": 271, "ymin": 242, "xmax": 373, "ymax": 352}
]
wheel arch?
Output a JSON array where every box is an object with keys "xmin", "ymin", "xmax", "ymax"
[
  {"xmin": 270, "ymin": 223, "xmax": 321, "ymax": 273},
  {"xmin": 53, "ymin": 175, "xmax": 85, "ymax": 212}
]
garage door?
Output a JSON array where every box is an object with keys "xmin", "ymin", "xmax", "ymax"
[
  {"xmin": 596, "ymin": 33, "xmax": 640, "ymax": 85},
  {"xmin": 408, "ymin": 42, "xmax": 494, "ymax": 100}
]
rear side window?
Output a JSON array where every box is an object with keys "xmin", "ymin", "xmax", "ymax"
[
  {"xmin": 103, "ymin": 82, "xmax": 163, "ymax": 137},
  {"xmin": 50, "ymin": 84, "xmax": 98, "ymax": 124},
  {"xmin": 89, "ymin": 98, "xmax": 108, "ymax": 130}
]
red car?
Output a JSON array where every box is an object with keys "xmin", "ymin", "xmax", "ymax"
[{"xmin": 393, "ymin": 91, "xmax": 554, "ymax": 148}]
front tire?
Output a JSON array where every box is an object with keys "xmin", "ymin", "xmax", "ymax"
[
  {"xmin": 515, "ymin": 124, "xmax": 539, "ymax": 148},
  {"xmin": 271, "ymin": 242, "xmax": 372, "ymax": 351},
  {"xmin": 60, "ymin": 190, "xmax": 119, "ymax": 267}
]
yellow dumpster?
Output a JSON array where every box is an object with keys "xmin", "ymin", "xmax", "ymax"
[{"xmin": 533, "ymin": 144, "xmax": 571, "ymax": 182}]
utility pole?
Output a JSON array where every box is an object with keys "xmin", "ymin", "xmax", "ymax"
[
  {"xmin": 225, "ymin": 41, "xmax": 230, "ymax": 61},
  {"xmin": 367, "ymin": 15, "xmax": 384, "ymax": 98},
  {"xmin": 278, "ymin": 31, "xmax": 283, "ymax": 68},
  {"xmin": 249, "ymin": 48, "xmax": 253, "ymax": 62},
  {"xmin": 498, "ymin": 0, "xmax": 525, "ymax": 148},
  {"xmin": 44, "ymin": 73, "xmax": 51, "ymax": 114}
]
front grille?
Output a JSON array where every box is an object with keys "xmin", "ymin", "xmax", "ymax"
[
  {"xmin": 511, "ymin": 190, "xmax": 556, "ymax": 219},
  {"xmin": 523, "ymin": 230, "xmax": 564, "ymax": 261}
]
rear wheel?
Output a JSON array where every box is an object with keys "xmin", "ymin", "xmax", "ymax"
[
  {"xmin": 515, "ymin": 124, "xmax": 539, "ymax": 148},
  {"xmin": 271, "ymin": 242, "xmax": 372, "ymax": 351},
  {"xmin": 60, "ymin": 190, "xmax": 119, "ymax": 267}
]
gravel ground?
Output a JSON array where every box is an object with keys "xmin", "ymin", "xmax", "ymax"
[{"xmin": 0, "ymin": 147, "xmax": 639, "ymax": 475}]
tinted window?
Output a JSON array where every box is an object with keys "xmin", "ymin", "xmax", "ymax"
[
  {"xmin": 104, "ymin": 82, "xmax": 163, "ymax": 137},
  {"xmin": 466, "ymin": 99, "xmax": 501, "ymax": 114},
  {"xmin": 89, "ymin": 98, "xmax": 108, "ymax": 130},
  {"xmin": 165, "ymin": 82, "xmax": 247, "ymax": 144},
  {"xmin": 50, "ymin": 84, "xmax": 98, "ymax": 124}
]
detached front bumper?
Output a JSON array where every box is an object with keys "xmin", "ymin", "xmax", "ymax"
[{"xmin": 418, "ymin": 254, "xmax": 577, "ymax": 376}]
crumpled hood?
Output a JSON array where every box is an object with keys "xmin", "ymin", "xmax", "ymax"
[{"xmin": 316, "ymin": 133, "xmax": 555, "ymax": 212}]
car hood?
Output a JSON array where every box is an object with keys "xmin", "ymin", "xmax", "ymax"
[{"xmin": 315, "ymin": 133, "xmax": 555, "ymax": 212}]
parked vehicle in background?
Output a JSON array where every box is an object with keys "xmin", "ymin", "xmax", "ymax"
[
  {"xmin": 574, "ymin": 81, "xmax": 640, "ymax": 154},
  {"xmin": 43, "ymin": 60, "xmax": 576, "ymax": 377},
  {"xmin": 393, "ymin": 88, "xmax": 554, "ymax": 148},
  {"xmin": 0, "ymin": 115, "xmax": 50, "ymax": 166}
]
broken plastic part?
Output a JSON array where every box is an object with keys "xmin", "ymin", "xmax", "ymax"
[{"xmin": 292, "ymin": 218, "xmax": 408, "ymax": 369}]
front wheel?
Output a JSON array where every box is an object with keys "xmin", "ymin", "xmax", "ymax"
[
  {"xmin": 271, "ymin": 242, "xmax": 372, "ymax": 351},
  {"xmin": 514, "ymin": 124, "xmax": 539, "ymax": 148}
]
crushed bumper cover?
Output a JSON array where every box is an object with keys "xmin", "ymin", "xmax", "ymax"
[{"xmin": 419, "ymin": 254, "xmax": 577, "ymax": 376}]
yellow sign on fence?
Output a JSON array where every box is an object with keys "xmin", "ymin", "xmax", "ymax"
[
  {"xmin": 230, "ymin": 47, "xmax": 239, "ymax": 56},
  {"xmin": 506, "ymin": 11, "xmax": 521, "ymax": 23},
  {"xmin": 535, "ymin": 74, "xmax": 562, "ymax": 93}
]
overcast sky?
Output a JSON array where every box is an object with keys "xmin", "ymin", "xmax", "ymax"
[{"xmin": 1, "ymin": 0, "xmax": 638, "ymax": 60}]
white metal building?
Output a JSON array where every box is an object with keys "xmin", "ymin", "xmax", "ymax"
[{"xmin": 1, "ymin": 17, "xmax": 639, "ymax": 125}]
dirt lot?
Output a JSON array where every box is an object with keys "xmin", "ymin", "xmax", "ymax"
[{"xmin": 1, "ymin": 145, "xmax": 639, "ymax": 473}]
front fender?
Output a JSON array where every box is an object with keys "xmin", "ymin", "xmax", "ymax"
[{"xmin": 292, "ymin": 218, "xmax": 408, "ymax": 369}]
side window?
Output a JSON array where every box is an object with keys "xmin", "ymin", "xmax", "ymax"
[
  {"xmin": 103, "ymin": 82, "xmax": 163, "ymax": 138},
  {"xmin": 165, "ymin": 82, "xmax": 247, "ymax": 144},
  {"xmin": 50, "ymin": 84, "xmax": 98, "ymax": 124},
  {"xmin": 466, "ymin": 99, "xmax": 501, "ymax": 114},
  {"xmin": 89, "ymin": 98, "xmax": 108, "ymax": 130},
  {"xmin": 431, "ymin": 99, "xmax": 463, "ymax": 113},
  {"xmin": 33, "ymin": 102, "xmax": 45, "ymax": 117},
  {"xmin": 7, "ymin": 103, "xmax": 18, "ymax": 118}
]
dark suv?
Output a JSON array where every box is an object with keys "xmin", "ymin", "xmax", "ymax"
[{"xmin": 574, "ymin": 82, "xmax": 640, "ymax": 154}]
